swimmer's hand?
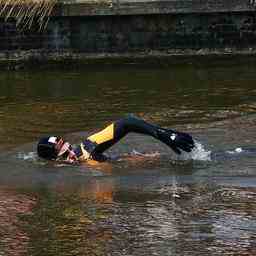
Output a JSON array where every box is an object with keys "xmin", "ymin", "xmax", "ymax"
[
  {"xmin": 157, "ymin": 128, "xmax": 195, "ymax": 154},
  {"xmin": 58, "ymin": 151, "xmax": 79, "ymax": 164}
]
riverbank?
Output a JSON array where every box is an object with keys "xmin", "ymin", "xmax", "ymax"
[
  {"xmin": 0, "ymin": 0, "xmax": 255, "ymax": 70},
  {"xmin": 2, "ymin": 48, "xmax": 256, "ymax": 70}
]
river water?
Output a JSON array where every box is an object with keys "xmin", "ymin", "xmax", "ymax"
[{"xmin": 0, "ymin": 57, "xmax": 256, "ymax": 255}]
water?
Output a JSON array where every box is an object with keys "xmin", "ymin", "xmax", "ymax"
[{"xmin": 0, "ymin": 57, "xmax": 256, "ymax": 255}]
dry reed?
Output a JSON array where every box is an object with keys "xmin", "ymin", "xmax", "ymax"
[
  {"xmin": 0, "ymin": 0, "xmax": 57, "ymax": 30},
  {"xmin": 0, "ymin": 0, "xmax": 113, "ymax": 30}
]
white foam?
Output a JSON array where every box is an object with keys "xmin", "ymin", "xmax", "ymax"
[
  {"xmin": 227, "ymin": 147, "xmax": 243, "ymax": 154},
  {"xmin": 236, "ymin": 147, "xmax": 243, "ymax": 153},
  {"xmin": 179, "ymin": 141, "xmax": 212, "ymax": 161},
  {"xmin": 17, "ymin": 151, "xmax": 37, "ymax": 161}
]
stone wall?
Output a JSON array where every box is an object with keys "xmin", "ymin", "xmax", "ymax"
[
  {"xmin": 1, "ymin": 0, "xmax": 256, "ymax": 62},
  {"xmin": 57, "ymin": 0, "xmax": 256, "ymax": 16}
]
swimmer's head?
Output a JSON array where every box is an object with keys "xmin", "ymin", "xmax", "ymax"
[{"xmin": 37, "ymin": 136, "xmax": 77, "ymax": 162}]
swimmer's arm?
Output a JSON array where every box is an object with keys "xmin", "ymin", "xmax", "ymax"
[{"xmin": 85, "ymin": 115, "xmax": 194, "ymax": 155}]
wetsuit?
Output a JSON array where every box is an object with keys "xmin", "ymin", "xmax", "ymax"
[{"xmin": 74, "ymin": 115, "xmax": 194, "ymax": 162}]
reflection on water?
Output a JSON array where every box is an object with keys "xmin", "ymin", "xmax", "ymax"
[
  {"xmin": 0, "ymin": 58, "xmax": 256, "ymax": 149},
  {"xmin": 19, "ymin": 183, "xmax": 256, "ymax": 256},
  {"xmin": 0, "ymin": 57, "xmax": 256, "ymax": 255},
  {"xmin": 0, "ymin": 188, "xmax": 36, "ymax": 256}
]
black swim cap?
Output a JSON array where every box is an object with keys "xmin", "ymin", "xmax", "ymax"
[{"xmin": 37, "ymin": 136, "xmax": 59, "ymax": 160}]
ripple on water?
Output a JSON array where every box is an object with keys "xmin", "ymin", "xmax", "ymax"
[{"xmin": 0, "ymin": 188, "xmax": 36, "ymax": 256}]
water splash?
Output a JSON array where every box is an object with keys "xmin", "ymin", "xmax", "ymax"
[
  {"xmin": 17, "ymin": 152, "xmax": 37, "ymax": 161},
  {"xmin": 129, "ymin": 142, "xmax": 211, "ymax": 162},
  {"xmin": 226, "ymin": 147, "xmax": 243, "ymax": 154},
  {"xmin": 179, "ymin": 141, "xmax": 212, "ymax": 161}
]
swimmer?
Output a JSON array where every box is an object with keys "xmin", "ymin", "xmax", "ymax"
[{"xmin": 37, "ymin": 115, "xmax": 195, "ymax": 164}]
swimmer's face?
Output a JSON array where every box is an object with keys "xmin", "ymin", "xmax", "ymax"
[
  {"xmin": 38, "ymin": 136, "xmax": 78, "ymax": 163},
  {"xmin": 56, "ymin": 138, "xmax": 78, "ymax": 163}
]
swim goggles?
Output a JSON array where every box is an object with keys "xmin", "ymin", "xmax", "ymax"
[{"xmin": 55, "ymin": 138, "xmax": 77, "ymax": 162}]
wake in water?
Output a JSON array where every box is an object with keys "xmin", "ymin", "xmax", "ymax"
[
  {"xmin": 121, "ymin": 141, "xmax": 212, "ymax": 163},
  {"xmin": 173, "ymin": 141, "xmax": 256, "ymax": 163},
  {"xmin": 212, "ymin": 146, "xmax": 256, "ymax": 161},
  {"xmin": 17, "ymin": 152, "xmax": 37, "ymax": 161},
  {"xmin": 15, "ymin": 141, "xmax": 255, "ymax": 166},
  {"xmin": 116, "ymin": 142, "xmax": 256, "ymax": 163}
]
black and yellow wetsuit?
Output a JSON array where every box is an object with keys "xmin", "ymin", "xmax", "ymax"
[{"xmin": 74, "ymin": 115, "xmax": 194, "ymax": 162}]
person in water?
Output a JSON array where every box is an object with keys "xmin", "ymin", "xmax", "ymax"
[{"xmin": 37, "ymin": 115, "xmax": 195, "ymax": 163}]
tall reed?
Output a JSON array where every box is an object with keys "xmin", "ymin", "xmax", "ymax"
[
  {"xmin": 0, "ymin": 0, "xmax": 113, "ymax": 30},
  {"xmin": 0, "ymin": 0, "xmax": 58, "ymax": 30}
]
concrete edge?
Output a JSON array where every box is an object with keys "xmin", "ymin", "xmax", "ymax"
[{"xmin": 2, "ymin": 48, "xmax": 256, "ymax": 70}]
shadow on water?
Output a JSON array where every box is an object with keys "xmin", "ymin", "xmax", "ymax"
[{"xmin": 0, "ymin": 58, "xmax": 256, "ymax": 255}]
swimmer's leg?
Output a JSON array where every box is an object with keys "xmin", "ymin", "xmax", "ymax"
[{"xmin": 87, "ymin": 115, "xmax": 194, "ymax": 154}]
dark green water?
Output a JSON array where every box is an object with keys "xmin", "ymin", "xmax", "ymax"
[{"xmin": 0, "ymin": 57, "xmax": 256, "ymax": 255}]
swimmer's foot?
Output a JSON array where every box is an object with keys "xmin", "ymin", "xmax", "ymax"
[{"xmin": 157, "ymin": 128, "xmax": 195, "ymax": 154}]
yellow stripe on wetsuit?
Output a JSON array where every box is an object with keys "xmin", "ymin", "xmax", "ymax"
[{"xmin": 87, "ymin": 123, "xmax": 114, "ymax": 144}]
